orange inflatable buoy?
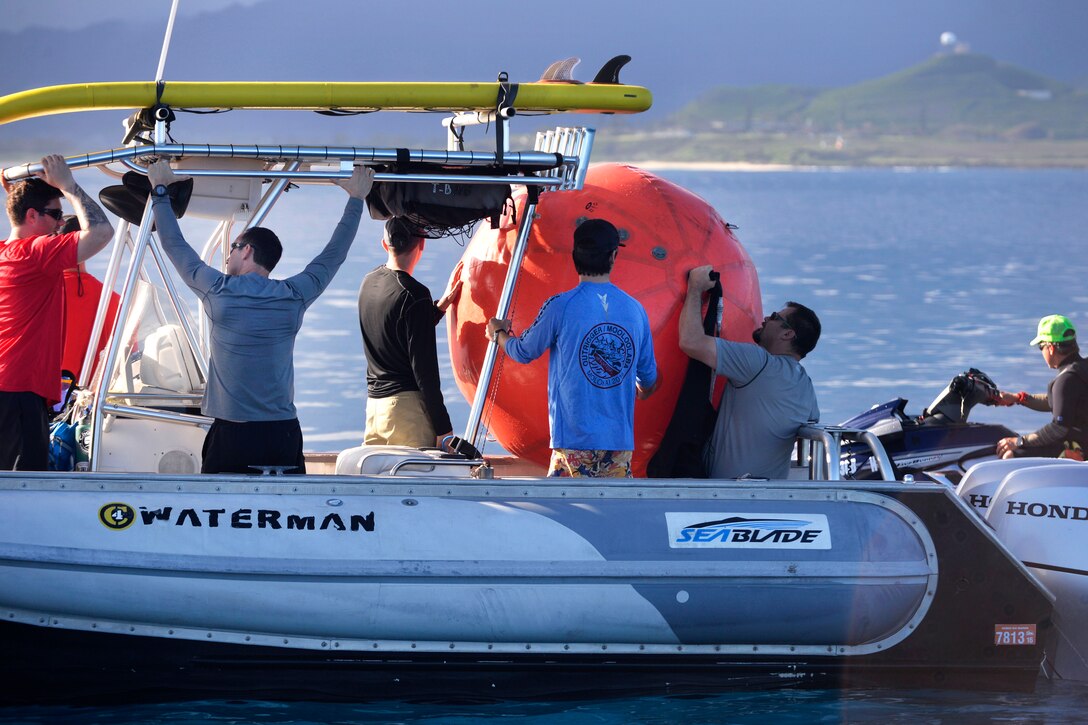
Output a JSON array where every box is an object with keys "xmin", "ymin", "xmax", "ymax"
[{"xmin": 448, "ymin": 163, "xmax": 761, "ymax": 476}]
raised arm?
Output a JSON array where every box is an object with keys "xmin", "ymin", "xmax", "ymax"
[
  {"xmin": 678, "ymin": 265, "xmax": 718, "ymax": 369},
  {"xmin": 35, "ymin": 155, "xmax": 114, "ymax": 263},
  {"xmin": 434, "ymin": 272, "xmax": 464, "ymax": 325},
  {"xmin": 290, "ymin": 167, "xmax": 375, "ymax": 302},
  {"xmin": 146, "ymin": 160, "xmax": 222, "ymax": 294}
]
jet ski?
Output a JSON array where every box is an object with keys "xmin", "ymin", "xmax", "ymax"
[{"xmin": 839, "ymin": 369, "xmax": 1016, "ymax": 484}]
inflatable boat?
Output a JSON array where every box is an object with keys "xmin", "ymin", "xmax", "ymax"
[{"xmin": 0, "ymin": 32, "xmax": 1062, "ymax": 703}]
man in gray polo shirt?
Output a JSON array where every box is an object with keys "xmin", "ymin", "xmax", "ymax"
[
  {"xmin": 147, "ymin": 160, "xmax": 374, "ymax": 473},
  {"xmin": 679, "ymin": 265, "xmax": 821, "ymax": 479}
]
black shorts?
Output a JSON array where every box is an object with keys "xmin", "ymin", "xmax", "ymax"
[
  {"xmin": 0, "ymin": 391, "xmax": 50, "ymax": 471},
  {"xmin": 201, "ymin": 417, "xmax": 306, "ymax": 475}
]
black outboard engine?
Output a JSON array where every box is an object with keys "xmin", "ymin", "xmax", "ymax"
[{"xmin": 920, "ymin": 368, "xmax": 1001, "ymax": 425}]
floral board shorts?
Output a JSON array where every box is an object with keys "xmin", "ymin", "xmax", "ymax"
[{"xmin": 548, "ymin": 448, "xmax": 633, "ymax": 478}]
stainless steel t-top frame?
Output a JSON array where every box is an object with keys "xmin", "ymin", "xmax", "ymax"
[{"xmin": 3, "ymin": 114, "xmax": 594, "ymax": 472}]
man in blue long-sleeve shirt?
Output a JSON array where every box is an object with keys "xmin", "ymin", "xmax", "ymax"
[
  {"xmin": 147, "ymin": 160, "xmax": 373, "ymax": 473},
  {"xmin": 487, "ymin": 218, "xmax": 659, "ymax": 477}
]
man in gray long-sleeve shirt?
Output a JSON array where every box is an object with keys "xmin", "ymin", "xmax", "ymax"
[{"xmin": 147, "ymin": 160, "xmax": 374, "ymax": 473}]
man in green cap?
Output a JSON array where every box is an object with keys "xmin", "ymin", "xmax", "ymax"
[{"xmin": 995, "ymin": 314, "xmax": 1088, "ymax": 461}]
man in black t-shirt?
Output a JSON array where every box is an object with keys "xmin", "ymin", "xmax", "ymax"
[
  {"xmin": 357, "ymin": 218, "xmax": 456, "ymax": 448},
  {"xmin": 995, "ymin": 314, "xmax": 1088, "ymax": 461}
]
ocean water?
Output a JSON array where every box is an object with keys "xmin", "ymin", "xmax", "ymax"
[
  {"xmin": 8, "ymin": 167, "xmax": 1088, "ymax": 721},
  {"xmin": 271, "ymin": 166, "xmax": 1088, "ymax": 452},
  {"xmin": 74, "ymin": 166, "xmax": 1088, "ymax": 451},
  {"xmin": 4, "ymin": 678, "xmax": 1088, "ymax": 723}
]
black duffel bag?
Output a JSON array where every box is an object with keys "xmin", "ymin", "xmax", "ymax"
[{"xmin": 366, "ymin": 160, "xmax": 519, "ymax": 238}]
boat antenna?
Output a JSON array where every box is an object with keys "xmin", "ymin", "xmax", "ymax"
[{"xmin": 155, "ymin": 0, "xmax": 181, "ymax": 82}]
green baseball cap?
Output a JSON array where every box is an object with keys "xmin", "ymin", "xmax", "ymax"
[{"xmin": 1029, "ymin": 314, "xmax": 1077, "ymax": 346}]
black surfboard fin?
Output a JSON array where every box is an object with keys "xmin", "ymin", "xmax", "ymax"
[
  {"xmin": 539, "ymin": 57, "xmax": 582, "ymax": 83},
  {"xmin": 592, "ymin": 55, "xmax": 631, "ymax": 84}
]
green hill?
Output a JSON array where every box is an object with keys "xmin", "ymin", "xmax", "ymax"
[
  {"xmin": 669, "ymin": 53, "xmax": 1088, "ymax": 140},
  {"xmin": 668, "ymin": 85, "xmax": 819, "ymax": 132},
  {"xmin": 678, "ymin": 53, "xmax": 1088, "ymax": 139},
  {"xmin": 809, "ymin": 54, "xmax": 1088, "ymax": 138},
  {"xmin": 590, "ymin": 53, "xmax": 1088, "ymax": 167}
]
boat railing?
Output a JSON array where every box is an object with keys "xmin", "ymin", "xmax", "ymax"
[
  {"xmin": 389, "ymin": 457, "xmax": 484, "ymax": 476},
  {"xmin": 797, "ymin": 424, "xmax": 896, "ymax": 482},
  {"xmin": 3, "ymin": 134, "xmax": 594, "ymax": 192},
  {"xmin": 101, "ymin": 401, "xmax": 210, "ymax": 428},
  {"xmin": 16, "ymin": 120, "xmax": 596, "ymax": 474}
]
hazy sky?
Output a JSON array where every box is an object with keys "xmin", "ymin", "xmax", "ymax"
[
  {"xmin": 4, "ymin": 0, "xmax": 1086, "ymax": 86},
  {"xmin": 2, "ymin": 0, "xmax": 1086, "ymax": 147},
  {"xmin": 2, "ymin": 0, "xmax": 263, "ymax": 31}
]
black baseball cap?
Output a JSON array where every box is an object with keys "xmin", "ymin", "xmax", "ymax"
[{"xmin": 573, "ymin": 218, "xmax": 624, "ymax": 253}]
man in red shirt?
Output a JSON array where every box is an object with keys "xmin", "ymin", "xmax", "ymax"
[{"xmin": 0, "ymin": 154, "xmax": 114, "ymax": 470}]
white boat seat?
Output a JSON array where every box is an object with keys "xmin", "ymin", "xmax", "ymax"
[
  {"xmin": 956, "ymin": 457, "xmax": 1081, "ymax": 514},
  {"xmin": 335, "ymin": 444, "xmax": 479, "ymax": 477},
  {"xmin": 140, "ymin": 323, "xmax": 203, "ymax": 394}
]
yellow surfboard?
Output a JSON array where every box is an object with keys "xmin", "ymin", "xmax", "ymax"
[{"xmin": 0, "ymin": 81, "xmax": 653, "ymax": 126}]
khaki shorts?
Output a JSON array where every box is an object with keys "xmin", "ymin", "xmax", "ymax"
[
  {"xmin": 364, "ymin": 392, "xmax": 436, "ymax": 448},
  {"xmin": 548, "ymin": 449, "xmax": 633, "ymax": 478}
]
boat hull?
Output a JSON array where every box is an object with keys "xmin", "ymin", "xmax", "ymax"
[
  {"xmin": 979, "ymin": 462, "xmax": 1088, "ymax": 681},
  {"xmin": 0, "ymin": 473, "xmax": 1052, "ymax": 702},
  {"xmin": 0, "ymin": 623, "xmax": 1046, "ymax": 705}
]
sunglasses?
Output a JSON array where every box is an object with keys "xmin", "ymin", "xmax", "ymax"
[
  {"xmin": 769, "ymin": 311, "xmax": 792, "ymax": 329},
  {"xmin": 229, "ymin": 241, "xmax": 249, "ymax": 252},
  {"xmin": 37, "ymin": 207, "xmax": 64, "ymax": 221}
]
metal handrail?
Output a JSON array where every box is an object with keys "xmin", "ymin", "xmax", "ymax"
[
  {"xmin": 388, "ymin": 457, "xmax": 483, "ymax": 475},
  {"xmin": 114, "ymin": 156, "xmax": 565, "ymax": 186},
  {"xmin": 89, "ymin": 204, "xmax": 159, "ymax": 470},
  {"xmin": 462, "ymin": 197, "xmax": 538, "ymax": 448},
  {"xmin": 797, "ymin": 424, "xmax": 896, "ymax": 482},
  {"xmin": 101, "ymin": 402, "xmax": 211, "ymax": 428},
  {"xmin": 3, "ymin": 143, "xmax": 576, "ymax": 184},
  {"xmin": 105, "ymin": 392, "xmax": 203, "ymax": 401}
]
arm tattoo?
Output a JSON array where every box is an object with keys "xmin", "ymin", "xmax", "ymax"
[{"xmin": 68, "ymin": 184, "xmax": 109, "ymax": 228}]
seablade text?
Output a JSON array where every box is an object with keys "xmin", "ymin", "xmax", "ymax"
[{"xmin": 666, "ymin": 512, "xmax": 832, "ymax": 549}]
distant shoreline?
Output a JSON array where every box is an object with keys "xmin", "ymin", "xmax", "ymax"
[
  {"xmin": 624, "ymin": 160, "xmax": 804, "ymax": 172},
  {"xmin": 4, "ymin": 154, "xmax": 1085, "ymax": 179},
  {"xmin": 590, "ymin": 130, "xmax": 1088, "ymax": 170},
  {"xmin": 596, "ymin": 159, "xmax": 1085, "ymax": 172}
]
